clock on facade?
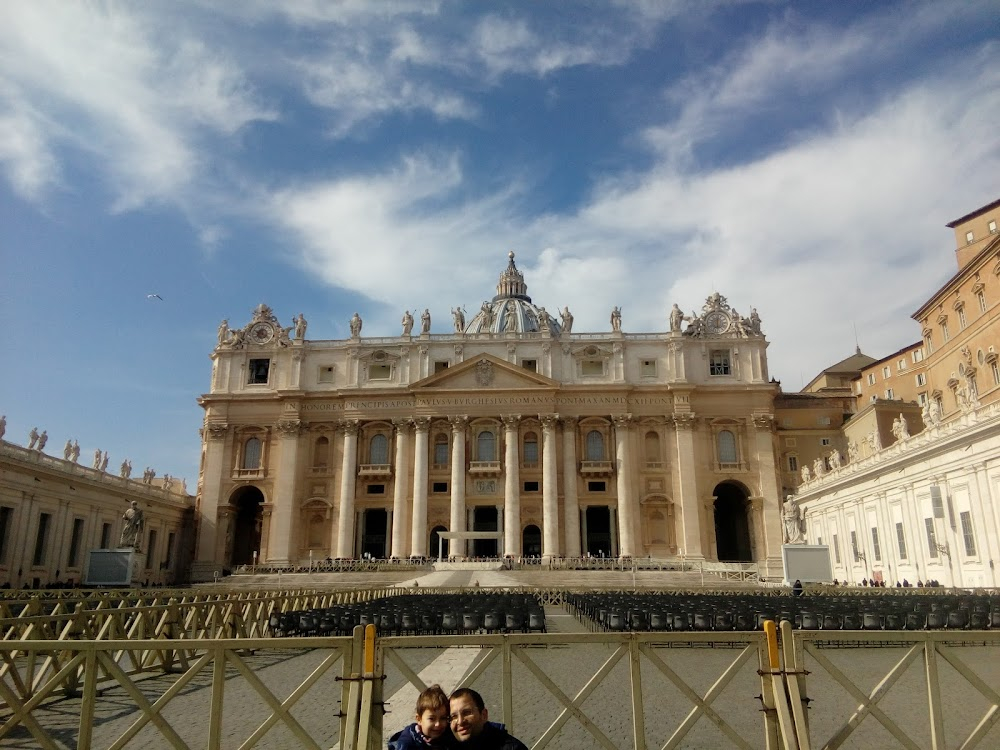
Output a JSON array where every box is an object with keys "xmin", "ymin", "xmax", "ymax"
[
  {"xmin": 704, "ymin": 311, "xmax": 731, "ymax": 335},
  {"xmin": 249, "ymin": 322, "xmax": 274, "ymax": 344}
]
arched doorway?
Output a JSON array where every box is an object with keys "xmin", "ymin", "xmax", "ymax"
[
  {"xmin": 430, "ymin": 526, "xmax": 448, "ymax": 559},
  {"xmin": 585, "ymin": 506, "xmax": 612, "ymax": 556},
  {"xmin": 361, "ymin": 509, "xmax": 387, "ymax": 559},
  {"xmin": 230, "ymin": 486, "xmax": 264, "ymax": 566},
  {"xmin": 714, "ymin": 483, "xmax": 753, "ymax": 562},
  {"xmin": 473, "ymin": 506, "xmax": 498, "ymax": 557},
  {"xmin": 522, "ymin": 525, "xmax": 542, "ymax": 557}
]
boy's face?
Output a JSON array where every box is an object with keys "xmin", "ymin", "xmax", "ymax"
[{"xmin": 417, "ymin": 705, "xmax": 448, "ymax": 739}]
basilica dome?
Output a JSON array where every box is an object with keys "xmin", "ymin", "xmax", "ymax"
[{"xmin": 465, "ymin": 252, "xmax": 562, "ymax": 335}]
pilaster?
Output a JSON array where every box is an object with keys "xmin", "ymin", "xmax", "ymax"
[
  {"xmin": 336, "ymin": 420, "xmax": 359, "ymax": 558},
  {"xmin": 410, "ymin": 417, "xmax": 430, "ymax": 557},
  {"xmin": 449, "ymin": 416, "xmax": 468, "ymax": 558},
  {"xmin": 267, "ymin": 419, "xmax": 302, "ymax": 565},
  {"xmin": 561, "ymin": 417, "xmax": 581, "ymax": 557},
  {"xmin": 674, "ymin": 413, "xmax": 703, "ymax": 559},
  {"xmin": 390, "ymin": 419, "xmax": 411, "ymax": 558},
  {"xmin": 613, "ymin": 414, "xmax": 636, "ymax": 557},
  {"xmin": 502, "ymin": 415, "xmax": 521, "ymax": 557},
  {"xmin": 541, "ymin": 414, "xmax": 560, "ymax": 559}
]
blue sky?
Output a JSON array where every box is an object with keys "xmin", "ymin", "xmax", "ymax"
[{"xmin": 2, "ymin": 1, "xmax": 999, "ymax": 487}]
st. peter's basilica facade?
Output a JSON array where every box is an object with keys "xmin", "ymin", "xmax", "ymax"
[{"xmin": 193, "ymin": 253, "xmax": 785, "ymax": 579}]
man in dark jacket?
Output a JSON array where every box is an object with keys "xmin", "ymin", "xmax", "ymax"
[{"xmin": 449, "ymin": 688, "xmax": 528, "ymax": 750}]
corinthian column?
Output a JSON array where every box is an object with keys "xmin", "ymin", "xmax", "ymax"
[
  {"xmin": 410, "ymin": 418, "xmax": 430, "ymax": 557},
  {"xmin": 449, "ymin": 416, "xmax": 468, "ymax": 558},
  {"xmin": 390, "ymin": 419, "xmax": 411, "ymax": 559},
  {"xmin": 502, "ymin": 415, "xmax": 521, "ymax": 557},
  {"xmin": 336, "ymin": 421, "xmax": 359, "ymax": 558},
  {"xmin": 674, "ymin": 413, "xmax": 704, "ymax": 559},
  {"xmin": 195, "ymin": 423, "xmax": 229, "ymax": 566},
  {"xmin": 613, "ymin": 414, "xmax": 636, "ymax": 557},
  {"xmin": 268, "ymin": 419, "xmax": 302, "ymax": 565},
  {"xmin": 561, "ymin": 417, "xmax": 581, "ymax": 557},
  {"xmin": 541, "ymin": 414, "xmax": 560, "ymax": 560}
]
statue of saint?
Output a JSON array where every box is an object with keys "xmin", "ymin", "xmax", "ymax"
[
  {"xmin": 537, "ymin": 307, "xmax": 551, "ymax": 332},
  {"xmin": 669, "ymin": 303, "xmax": 683, "ymax": 332},
  {"xmin": 100, "ymin": 450, "xmax": 109, "ymax": 472},
  {"xmin": 504, "ymin": 303, "xmax": 517, "ymax": 331},
  {"xmin": 64, "ymin": 440, "xmax": 73, "ymax": 460},
  {"xmin": 0, "ymin": 415, "xmax": 5, "ymax": 441},
  {"xmin": 782, "ymin": 496, "xmax": 805, "ymax": 544},
  {"xmin": 828, "ymin": 449, "xmax": 841, "ymax": 469},
  {"xmin": 293, "ymin": 313, "xmax": 308, "ymax": 340},
  {"xmin": 217, "ymin": 319, "xmax": 230, "ymax": 346},
  {"xmin": 451, "ymin": 306, "xmax": 465, "ymax": 332},
  {"xmin": 120, "ymin": 459, "xmax": 132, "ymax": 478},
  {"xmin": 801, "ymin": 465, "xmax": 812, "ymax": 482},
  {"xmin": 28, "ymin": 427, "xmax": 39, "ymax": 450},
  {"xmin": 749, "ymin": 307, "xmax": 762, "ymax": 334},
  {"xmin": 610, "ymin": 306, "xmax": 622, "ymax": 332},
  {"xmin": 479, "ymin": 301, "xmax": 494, "ymax": 330},
  {"xmin": 349, "ymin": 312, "xmax": 362, "ymax": 337},
  {"xmin": 93, "ymin": 449, "xmax": 103, "ymax": 469},
  {"xmin": 119, "ymin": 501, "xmax": 145, "ymax": 549},
  {"xmin": 37, "ymin": 430, "xmax": 48, "ymax": 452},
  {"xmin": 560, "ymin": 306, "xmax": 574, "ymax": 333},
  {"xmin": 401, "ymin": 310, "xmax": 414, "ymax": 336},
  {"xmin": 71, "ymin": 440, "xmax": 80, "ymax": 462},
  {"xmin": 420, "ymin": 309, "xmax": 431, "ymax": 334}
]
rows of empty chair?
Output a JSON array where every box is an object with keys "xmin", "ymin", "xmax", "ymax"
[
  {"xmin": 567, "ymin": 591, "xmax": 1000, "ymax": 632},
  {"xmin": 269, "ymin": 592, "xmax": 546, "ymax": 637}
]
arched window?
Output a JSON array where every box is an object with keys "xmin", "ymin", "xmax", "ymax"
[
  {"xmin": 717, "ymin": 430, "xmax": 737, "ymax": 464},
  {"xmin": 242, "ymin": 437, "xmax": 262, "ymax": 470},
  {"xmin": 644, "ymin": 431, "xmax": 661, "ymax": 464},
  {"xmin": 523, "ymin": 432, "xmax": 538, "ymax": 464},
  {"xmin": 370, "ymin": 434, "xmax": 389, "ymax": 464},
  {"xmin": 477, "ymin": 430, "xmax": 496, "ymax": 461},
  {"xmin": 313, "ymin": 436, "xmax": 329, "ymax": 468},
  {"xmin": 586, "ymin": 430, "xmax": 605, "ymax": 461},
  {"xmin": 433, "ymin": 433, "xmax": 449, "ymax": 466}
]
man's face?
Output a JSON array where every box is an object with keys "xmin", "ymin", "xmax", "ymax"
[{"xmin": 450, "ymin": 694, "xmax": 488, "ymax": 742}]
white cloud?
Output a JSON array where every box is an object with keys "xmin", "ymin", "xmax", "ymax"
[{"xmin": 0, "ymin": 100, "xmax": 59, "ymax": 200}]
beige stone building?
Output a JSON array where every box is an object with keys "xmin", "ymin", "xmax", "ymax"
[
  {"xmin": 0, "ymin": 438, "xmax": 195, "ymax": 588},
  {"xmin": 193, "ymin": 254, "xmax": 788, "ymax": 579},
  {"xmin": 796, "ymin": 198, "xmax": 1000, "ymax": 587}
]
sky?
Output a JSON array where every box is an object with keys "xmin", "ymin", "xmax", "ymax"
[{"xmin": 1, "ymin": 1, "xmax": 999, "ymax": 488}]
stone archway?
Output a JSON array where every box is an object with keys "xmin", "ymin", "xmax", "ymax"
[
  {"xmin": 230, "ymin": 486, "xmax": 264, "ymax": 566},
  {"xmin": 713, "ymin": 482, "xmax": 753, "ymax": 562},
  {"xmin": 522, "ymin": 525, "xmax": 542, "ymax": 557}
]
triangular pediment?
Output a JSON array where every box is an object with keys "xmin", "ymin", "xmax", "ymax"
[{"xmin": 412, "ymin": 353, "xmax": 559, "ymax": 391}]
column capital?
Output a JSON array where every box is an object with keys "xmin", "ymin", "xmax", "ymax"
[
  {"xmin": 611, "ymin": 413, "xmax": 634, "ymax": 429},
  {"xmin": 275, "ymin": 419, "xmax": 302, "ymax": 437},
  {"xmin": 560, "ymin": 416, "xmax": 578, "ymax": 430},
  {"xmin": 203, "ymin": 423, "xmax": 229, "ymax": 441},
  {"xmin": 412, "ymin": 416, "xmax": 431, "ymax": 433},
  {"xmin": 392, "ymin": 417, "xmax": 411, "ymax": 435},
  {"xmin": 539, "ymin": 413, "xmax": 560, "ymax": 430},
  {"xmin": 501, "ymin": 414, "xmax": 521, "ymax": 429},
  {"xmin": 338, "ymin": 419, "xmax": 360, "ymax": 437},
  {"xmin": 449, "ymin": 415, "xmax": 469, "ymax": 431},
  {"xmin": 751, "ymin": 413, "xmax": 776, "ymax": 430},
  {"xmin": 673, "ymin": 413, "xmax": 698, "ymax": 430}
]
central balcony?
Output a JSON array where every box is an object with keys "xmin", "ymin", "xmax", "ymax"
[
  {"xmin": 469, "ymin": 461, "xmax": 502, "ymax": 476},
  {"xmin": 358, "ymin": 464, "xmax": 392, "ymax": 478},
  {"xmin": 579, "ymin": 460, "xmax": 613, "ymax": 476}
]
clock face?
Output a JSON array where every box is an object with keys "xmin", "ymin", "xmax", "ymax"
[
  {"xmin": 249, "ymin": 322, "xmax": 274, "ymax": 344},
  {"xmin": 705, "ymin": 311, "xmax": 730, "ymax": 335}
]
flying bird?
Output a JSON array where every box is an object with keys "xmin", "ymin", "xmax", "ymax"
[{"xmin": 147, "ymin": 294, "xmax": 163, "ymax": 301}]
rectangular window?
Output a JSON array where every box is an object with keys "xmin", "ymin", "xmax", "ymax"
[
  {"xmin": 895, "ymin": 522, "xmax": 907, "ymax": 559},
  {"xmin": 147, "ymin": 530, "xmax": 157, "ymax": 570},
  {"xmin": 820, "ymin": 438, "xmax": 832, "ymax": 446},
  {"xmin": 979, "ymin": 291, "xmax": 988, "ymax": 312},
  {"xmin": 885, "ymin": 388, "xmax": 894, "ymax": 400},
  {"xmin": 958, "ymin": 307, "xmax": 967, "ymax": 329},
  {"xmin": 989, "ymin": 219, "xmax": 998, "ymax": 234},
  {"xmin": 867, "ymin": 373, "xmax": 876, "ymax": 385},
  {"xmin": 640, "ymin": 359, "xmax": 656, "ymax": 377},
  {"xmin": 432, "ymin": 482, "xmax": 448, "ymax": 493},
  {"xmin": 918, "ymin": 392, "xmax": 928, "ymax": 405},
  {"xmin": 881, "ymin": 366, "xmax": 890, "ymax": 378},
  {"xmin": 832, "ymin": 534, "xmax": 841, "ymax": 563},
  {"xmin": 850, "ymin": 530, "xmax": 860, "ymax": 562},
  {"xmin": 368, "ymin": 364, "xmax": 391, "ymax": 380},
  {"xmin": 817, "ymin": 416, "xmax": 831, "ymax": 426},
  {"xmin": 965, "ymin": 230, "xmax": 974, "ymax": 244},
  {"xmin": 100, "ymin": 523, "xmax": 112, "ymax": 549},
  {"xmin": 247, "ymin": 358, "xmax": 270, "ymax": 384},
  {"xmin": 587, "ymin": 481, "xmax": 606, "ymax": 492},
  {"xmin": 522, "ymin": 439, "xmax": 539, "ymax": 464},
  {"xmin": 366, "ymin": 484, "xmax": 385, "ymax": 495},
  {"xmin": 33, "ymin": 513, "xmax": 51, "ymax": 566},
  {"xmin": 165, "ymin": 532, "xmax": 176, "ymax": 569},
  {"xmin": 0, "ymin": 506, "xmax": 12, "ymax": 563},
  {"xmin": 930, "ymin": 486, "xmax": 944, "ymax": 518},
  {"xmin": 434, "ymin": 361, "xmax": 449, "ymax": 373},
  {"xmin": 871, "ymin": 528, "xmax": 881, "ymax": 562},
  {"xmin": 521, "ymin": 359, "xmax": 537, "ymax": 372},
  {"xmin": 913, "ymin": 349, "xmax": 924, "ymax": 363},
  {"xmin": 925, "ymin": 518, "xmax": 938, "ymax": 557},
  {"xmin": 992, "ymin": 361, "xmax": 1000, "ymax": 386},
  {"xmin": 787, "ymin": 455, "xmax": 798, "ymax": 472},
  {"xmin": 581, "ymin": 360, "xmax": 604, "ymax": 376},
  {"xmin": 942, "ymin": 323, "xmax": 950, "ymax": 342},
  {"xmin": 960, "ymin": 511, "xmax": 976, "ymax": 556},
  {"xmin": 523, "ymin": 481, "xmax": 539, "ymax": 492},
  {"xmin": 318, "ymin": 365, "xmax": 335, "ymax": 383},
  {"xmin": 68, "ymin": 518, "xmax": 85, "ymax": 568},
  {"xmin": 916, "ymin": 373, "xmax": 926, "ymax": 386},
  {"xmin": 925, "ymin": 336, "xmax": 934, "ymax": 355},
  {"xmin": 433, "ymin": 442, "xmax": 449, "ymax": 466},
  {"xmin": 709, "ymin": 350, "xmax": 731, "ymax": 376}
]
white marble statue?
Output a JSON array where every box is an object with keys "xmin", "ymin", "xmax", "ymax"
[
  {"xmin": 100, "ymin": 450, "xmax": 109, "ymax": 472},
  {"xmin": 36, "ymin": 430, "xmax": 48, "ymax": 452},
  {"xmin": 451, "ymin": 306, "xmax": 465, "ymax": 332},
  {"xmin": 349, "ymin": 312, "xmax": 362, "ymax": 337},
  {"xmin": 293, "ymin": 313, "xmax": 308, "ymax": 340},
  {"xmin": 93, "ymin": 449, "xmax": 102, "ymax": 469},
  {"xmin": 401, "ymin": 310, "xmax": 414, "ymax": 336},
  {"xmin": 828, "ymin": 449, "xmax": 841, "ymax": 469},
  {"xmin": 217, "ymin": 319, "xmax": 230, "ymax": 346},
  {"xmin": 801, "ymin": 465, "xmax": 812, "ymax": 482},
  {"xmin": 749, "ymin": 308, "xmax": 761, "ymax": 335},
  {"xmin": 847, "ymin": 440, "xmax": 859, "ymax": 462},
  {"xmin": 64, "ymin": 440, "xmax": 73, "ymax": 460},
  {"xmin": 891, "ymin": 414, "xmax": 910, "ymax": 441},
  {"xmin": 0, "ymin": 415, "xmax": 5, "ymax": 441},
  {"xmin": 504, "ymin": 303, "xmax": 516, "ymax": 331},
  {"xmin": 119, "ymin": 501, "xmax": 144, "ymax": 549},
  {"xmin": 813, "ymin": 456, "xmax": 825, "ymax": 478},
  {"xmin": 610, "ymin": 306, "xmax": 622, "ymax": 332},
  {"xmin": 420, "ymin": 308, "xmax": 431, "ymax": 334},
  {"xmin": 782, "ymin": 496, "xmax": 805, "ymax": 544},
  {"xmin": 71, "ymin": 440, "xmax": 80, "ymax": 463},
  {"xmin": 560, "ymin": 306, "xmax": 574, "ymax": 333},
  {"xmin": 669, "ymin": 303, "xmax": 683, "ymax": 332},
  {"xmin": 120, "ymin": 459, "xmax": 132, "ymax": 479},
  {"xmin": 28, "ymin": 427, "xmax": 39, "ymax": 450}
]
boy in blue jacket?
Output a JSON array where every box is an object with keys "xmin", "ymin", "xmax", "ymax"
[{"xmin": 388, "ymin": 684, "xmax": 455, "ymax": 749}]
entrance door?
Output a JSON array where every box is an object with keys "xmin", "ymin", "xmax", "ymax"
[
  {"xmin": 430, "ymin": 526, "xmax": 448, "ymax": 559},
  {"xmin": 231, "ymin": 487, "xmax": 264, "ymax": 566},
  {"xmin": 585, "ymin": 506, "xmax": 612, "ymax": 556},
  {"xmin": 472, "ymin": 506, "xmax": 498, "ymax": 557},
  {"xmin": 714, "ymin": 484, "xmax": 753, "ymax": 562},
  {"xmin": 522, "ymin": 525, "xmax": 542, "ymax": 557},
  {"xmin": 361, "ymin": 509, "xmax": 388, "ymax": 559}
]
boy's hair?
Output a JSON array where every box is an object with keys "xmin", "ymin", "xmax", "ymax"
[
  {"xmin": 416, "ymin": 684, "xmax": 449, "ymax": 715},
  {"xmin": 449, "ymin": 687, "xmax": 485, "ymax": 711}
]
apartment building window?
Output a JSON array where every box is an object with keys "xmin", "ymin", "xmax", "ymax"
[
  {"xmin": 850, "ymin": 531, "xmax": 860, "ymax": 563},
  {"xmin": 925, "ymin": 519, "xmax": 938, "ymax": 558},
  {"xmin": 897, "ymin": 359, "xmax": 906, "ymax": 371},
  {"xmin": 957, "ymin": 306, "xmax": 967, "ymax": 329},
  {"xmin": 709, "ymin": 350, "xmax": 731, "ymax": 376},
  {"xmin": 960, "ymin": 511, "xmax": 976, "ymax": 556},
  {"xmin": 989, "ymin": 219, "xmax": 997, "ymax": 234},
  {"xmin": 918, "ymin": 392, "xmax": 928, "ymax": 405},
  {"xmin": 992, "ymin": 360, "xmax": 1000, "ymax": 386},
  {"xmin": 965, "ymin": 230, "xmax": 974, "ymax": 244},
  {"xmin": 924, "ymin": 335, "xmax": 934, "ymax": 355},
  {"xmin": 787, "ymin": 455, "xmax": 798, "ymax": 472},
  {"xmin": 884, "ymin": 388, "xmax": 894, "ymax": 400},
  {"xmin": 867, "ymin": 373, "xmax": 876, "ymax": 385},
  {"xmin": 820, "ymin": 438, "xmax": 832, "ymax": 446},
  {"xmin": 895, "ymin": 522, "xmax": 907, "ymax": 559},
  {"xmin": 33, "ymin": 513, "xmax": 51, "ymax": 566},
  {"xmin": 871, "ymin": 528, "xmax": 881, "ymax": 562},
  {"xmin": 978, "ymin": 291, "xmax": 988, "ymax": 312},
  {"xmin": 941, "ymin": 322, "xmax": 950, "ymax": 342},
  {"xmin": 912, "ymin": 349, "xmax": 924, "ymax": 363},
  {"xmin": 915, "ymin": 373, "xmax": 926, "ymax": 387},
  {"xmin": 881, "ymin": 366, "xmax": 891, "ymax": 379}
]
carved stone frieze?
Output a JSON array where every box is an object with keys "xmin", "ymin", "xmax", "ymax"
[{"xmin": 476, "ymin": 360, "xmax": 495, "ymax": 386}]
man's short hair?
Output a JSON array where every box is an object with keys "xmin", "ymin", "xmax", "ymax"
[
  {"xmin": 416, "ymin": 684, "xmax": 449, "ymax": 714},
  {"xmin": 449, "ymin": 687, "xmax": 485, "ymax": 711}
]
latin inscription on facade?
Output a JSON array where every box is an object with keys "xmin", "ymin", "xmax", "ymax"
[{"xmin": 295, "ymin": 394, "xmax": 671, "ymax": 412}]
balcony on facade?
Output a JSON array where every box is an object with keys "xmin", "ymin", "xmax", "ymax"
[
  {"xmin": 715, "ymin": 460, "xmax": 748, "ymax": 473},
  {"xmin": 358, "ymin": 464, "xmax": 392, "ymax": 478},
  {"xmin": 233, "ymin": 467, "xmax": 267, "ymax": 480},
  {"xmin": 309, "ymin": 464, "xmax": 332, "ymax": 476},
  {"xmin": 579, "ymin": 460, "xmax": 614, "ymax": 476},
  {"xmin": 469, "ymin": 460, "xmax": 502, "ymax": 475}
]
